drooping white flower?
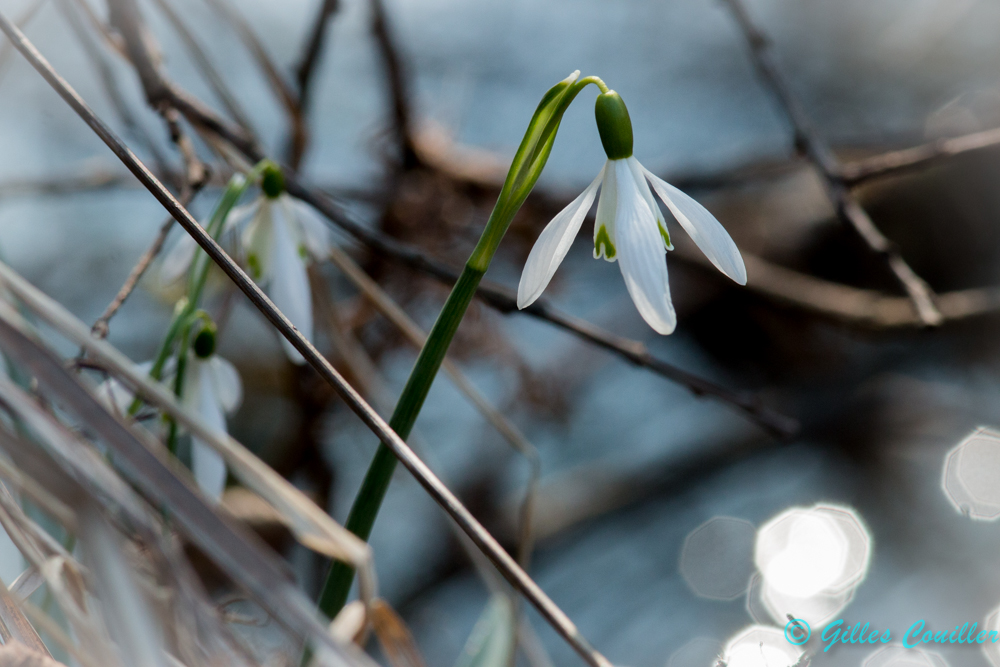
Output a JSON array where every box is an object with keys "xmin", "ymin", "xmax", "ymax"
[
  {"xmin": 235, "ymin": 192, "xmax": 330, "ymax": 363},
  {"xmin": 98, "ymin": 342, "xmax": 242, "ymax": 501},
  {"xmin": 159, "ymin": 166, "xmax": 330, "ymax": 363},
  {"xmin": 517, "ymin": 89, "xmax": 747, "ymax": 334}
]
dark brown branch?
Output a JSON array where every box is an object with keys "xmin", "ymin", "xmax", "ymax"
[
  {"xmin": 369, "ymin": 0, "xmax": 417, "ymax": 169},
  {"xmin": 720, "ymin": 0, "xmax": 943, "ymax": 327},
  {"xmin": 149, "ymin": 0, "xmax": 259, "ymax": 142},
  {"xmin": 838, "ymin": 125, "xmax": 1000, "ymax": 185},
  {"xmin": 0, "ymin": 170, "xmax": 133, "ymax": 197},
  {"xmin": 676, "ymin": 243, "xmax": 1000, "ymax": 328},
  {"xmin": 80, "ymin": 0, "xmax": 797, "ymax": 437},
  {"xmin": 198, "ymin": 0, "xmax": 308, "ymax": 168},
  {"xmin": 295, "ymin": 0, "xmax": 340, "ymax": 116},
  {"xmin": 0, "ymin": 13, "xmax": 616, "ymax": 667},
  {"xmin": 58, "ymin": 0, "xmax": 175, "ymax": 184}
]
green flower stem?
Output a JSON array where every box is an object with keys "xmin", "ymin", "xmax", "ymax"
[
  {"xmin": 316, "ymin": 71, "xmax": 610, "ymax": 619},
  {"xmin": 165, "ymin": 309, "xmax": 213, "ymax": 455},
  {"xmin": 127, "ymin": 162, "xmax": 269, "ymax": 416},
  {"xmin": 317, "ymin": 265, "xmax": 483, "ymax": 616}
]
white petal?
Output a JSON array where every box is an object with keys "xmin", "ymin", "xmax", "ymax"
[
  {"xmin": 626, "ymin": 157, "xmax": 671, "ymax": 250},
  {"xmin": 640, "ymin": 162, "xmax": 747, "ymax": 285},
  {"xmin": 97, "ymin": 360, "xmax": 155, "ymax": 415},
  {"xmin": 240, "ymin": 199, "xmax": 274, "ymax": 282},
  {"xmin": 613, "ymin": 160, "xmax": 676, "ymax": 334},
  {"xmin": 516, "ymin": 166, "xmax": 603, "ymax": 308},
  {"xmin": 180, "ymin": 355, "xmax": 202, "ymax": 414},
  {"xmin": 285, "ymin": 195, "xmax": 331, "ymax": 260},
  {"xmin": 193, "ymin": 361, "xmax": 228, "ymax": 501},
  {"xmin": 224, "ymin": 200, "xmax": 261, "ymax": 233},
  {"xmin": 159, "ymin": 232, "xmax": 198, "ymax": 285},
  {"xmin": 268, "ymin": 209, "xmax": 312, "ymax": 364},
  {"xmin": 593, "ymin": 159, "xmax": 618, "ymax": 261},
  {"xmin": 208, "ymin": 356, "xmax": 243, "ymax": 414}
]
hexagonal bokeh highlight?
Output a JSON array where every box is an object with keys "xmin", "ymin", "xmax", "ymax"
[
  {"xmin": 666, "ymin": 637, "xmax": 722, "ymax": 667},
  {"xmin": 721, "ymin": 625, "xmax": 802, "ymax": 667},
  {"xmin": 751, "ymin": 504, "xmax": 871, "ymax": 626},
  {"xmin": 755, "ymin": 505, "xmax": 871, "ymax": 597},
  {"xmin": 942, "ymin": 427, "xmax": 1000, "ymax": 520},
  {"xmin": 746, "ymin": 572, "xmax": 855, "ymax": 628},
  {"xmin": 679, "ymin": 516, "xmax": 755, "ymax": 600},
  {"xmin": 863, "ymin": 646, "xmax": 949, "ymax": 667}
]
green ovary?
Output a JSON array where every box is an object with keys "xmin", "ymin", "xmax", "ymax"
[{"xmin": 595, "ymin": 225, "xmax": 616, "ymax": 259}]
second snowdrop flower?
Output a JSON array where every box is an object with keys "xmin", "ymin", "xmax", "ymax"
[
  {"xmin": 159, "ymin": 165, "xmax": 329, "ymax": 363},
  {"xmin": 234, "ymin": 165, "xmax": 330, "ymax": 363},
  {"xmin": 517, "ymin": 89, "xmax": 747, "ymax": 334},
  {"xmin": 180, "ymin": 325, "xmax": 242, "ymax": 501}
]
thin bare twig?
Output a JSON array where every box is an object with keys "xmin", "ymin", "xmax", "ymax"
[
  {"xmin": 0, "ymin": 14, "xmax": 615, "ymax": 667},
  {"xmin": 198, "ymin": 0, "xmax": 307, "ymax": 166},
  {"xmin": 838, "ymin": 125, "xmax": 1000, "ymax": 185},
  {"xmin": 0, "ymin": 170, "xmax": 133, "ymax": 198},
  {"xmin": 295, "ymin": 0, "xmax": 339, "ymax": 115},
  {"xmin": 696, "ymin": 245, "xmax": 1000, "ymax": 328},
  {"xmin": 57, "ymin": 0, "xmax": 177, "ymax": 185},
  {"xmin": 369, "ymin": 0, "xmax": 417, "ymax": 168},
  {"xmin": 720, "ymin": 0, "xmax": 943, "ymax": 327},
  {"xmin": 149, "ymin": 0, "xmax": 259, "ymax": 143},
  {"xmin": 90, "ymin": 188, "xmax": 198, "ymax": 339}
]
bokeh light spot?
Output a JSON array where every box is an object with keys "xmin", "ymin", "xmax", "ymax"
[
  {"xmin": 679, "ymin": 516, "xmax": 755, "ymax": 600},
  {"xmin": 721, "ymin": 625, "xmax": 802, "ymax": 667},
  {"xmin": 942, "ymin": 427, "xmax": 1000, "ymax": 520}
]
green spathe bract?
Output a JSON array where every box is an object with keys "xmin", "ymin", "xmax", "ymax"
[
  {"xmin": 594, "ymin": 90, "xmax": 633, "ymax": 160},
  {"xmin": 315, "ymin": 70, "xmax": 613, "ymax": 621}
]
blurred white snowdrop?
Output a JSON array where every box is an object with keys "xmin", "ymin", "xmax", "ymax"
[
  {"xmin": 942, "ymin": 426, "xmax": 1000, "ymax": 520},
  {"xmin": 99, "ymin": 327, "xmax": 241, "ymax": 501},
  {"xmin": 752, "ymin": 504, "xmax": 871, "ymax": 626},
  {"xmin": 721, "ymin": 625, "xmax": 802, "ymax": 667},
  {"xmin": 159, "ymin": 164, "xmax": 330, "ymax": 363},
  {"xmin": 517, "ymin": 89, "xmax": 746, "ymax": 334},
  {"xmin": 179, "ymin": 326, "xmax": 242, "ymax": 500},
  {"xmin": 864, "ymin": 646, "xmax": 949, "ymax": 667}
]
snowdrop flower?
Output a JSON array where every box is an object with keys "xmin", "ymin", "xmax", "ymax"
[
  {"xmin": 517, "ymin": 90, "xmax": 747, "ymax": 334},
  {"xmin": 235, "ymin": 166, "xmax": 330, "ymax": 363},
  {"xmin": 98, "ymin": 329, "xmax": 242, "ymax": 501},
  {"xmin": 180, "ymin": 326, "xmax": 242, "ymax": 500},
  {"xmin": 159, "ymin": 165, "xmax": 330, "ymax": 363}
]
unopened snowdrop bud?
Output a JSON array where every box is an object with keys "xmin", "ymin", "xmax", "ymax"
[
  {"xmin": 261, "ymin": 162, "xmax": 285, "ymax": 199},
  {"xmin": 594, "ymin": 91, "xmax": 633, "ymax": 160}
]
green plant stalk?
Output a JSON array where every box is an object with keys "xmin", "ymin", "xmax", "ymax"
[
  {"xmin": 127, "ymin": 166, "xmax": 263, "ymax": 416},
  {"xmin": 316, "ymin": 71, "xmax": 608, "ymax": 619}
]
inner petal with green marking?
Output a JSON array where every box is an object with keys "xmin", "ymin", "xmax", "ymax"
[
  {"xmin": 658, "ymin": 222, "xmax": 672, "ymax": 250},
  {"xmin": 594, "ymin": 224, "xmax": 616, "ymax": 260}
]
